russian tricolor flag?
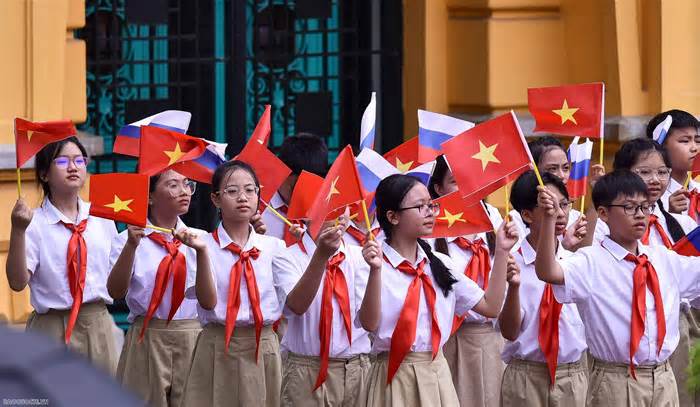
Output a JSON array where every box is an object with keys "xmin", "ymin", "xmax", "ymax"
[
  {"xmin": 673, "ymin": 225, "xmax": 700, "ymax": 256},
  {"xmin": 406, "ymin": 161, "xmax": 436, "ymax": 186},
  {"xmin": 356, "ymin": 148, "xmax": 398, "ymax": 194},
  {"xmin": 360, "ymin": 92, "xmax": 377, "ymax": 150},
  {"xmin": 175, "ymin": 140, "xmax": 227, "ymax": 184},
  {"xmin": 114, "ymin": 110, "xmax": 191, "ymax": 157},
  {"xmin": 418, "ymin": 110, "xmax": 474, "ymax": 163},
  {"xmin": 566, "ymin": 137, "xmax": 593, "ymax": 199}
]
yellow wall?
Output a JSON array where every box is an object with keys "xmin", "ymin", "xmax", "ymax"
[{"xmin": 0, "ymin": 0, "xmax": 86, "ymax": 323}]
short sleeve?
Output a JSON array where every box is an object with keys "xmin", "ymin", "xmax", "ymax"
[
  {"xmin": 670, "ymin": 251, "xmax": 700, "ymax": 299},
  {"xmin": 271, "ymin": 250, "xmax": 304, "ymax": 308},
  {"xmin": 435, "ymin": 252, "xmax": 485, "ymax": 315},
  {"xmin": 24, "ymin": 218, "xmax": 41, "ymax": 274},
  {"xmin": 552, "ymin": 252, "xmax": 593, "ymax": 304},
  {"xmin": 109, "ymin": 231, "xmax": 128, "ymax": 269}
]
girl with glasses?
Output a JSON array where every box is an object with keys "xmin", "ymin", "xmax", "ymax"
[
  {"xmin": 108, "ymin": 169, "xmax": 211, "ymax": 407},
  {"xmin": 5, "ymin": 137, "xmax": 119, "ymax": 373},
  {"xmin": 182, "ymin": 160, "xmax": 285, "ymax": 407},
  {"xmin": 358, "ymin": 174, "xmax": 519, "ymax": 406},
  {"xmin": 426, "ymin": 155, "xmax": 507, "ymax": 407}
]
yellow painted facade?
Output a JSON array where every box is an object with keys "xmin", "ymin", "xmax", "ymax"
[
  {"xmin": 0, "ymin": 0, "xmax": 86, "ymax": 323},
  {"xmin": 1, "ymin": 0, "xmax": 700, "ymax": 322}
]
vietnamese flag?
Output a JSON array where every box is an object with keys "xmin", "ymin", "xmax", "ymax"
[
  {"xmin": 250, "ymin": 105, "xmax": 271, "ymax": 146},
  {"xmin": 442, "ymin": 111, "xmax": 533, "ymax": 205},
  {"xmin": 287, "ymin": 170, "xmax": 324, "ymax": 220},
  {"xmin": 528, "ymin": 82, "xmax": 605, "ymax": 138},
  {"xmin": 307, "ymin": 145, "xmax": 365, "ymax": 239},
  {"xmin": 15, "ymin": 118, "xmax": 77, "ymax": 167},
  {"xmin": 138, "ymin": 126, "xmax": 207, "ymax": 177},
  {"xmin": 89, "ymin": 173, "xmax": 149, "ymax": 227},
  {"xmin": 235, "ymin": 137, "xmax": 292, "ymax": 203},
  {"xmin": 383, "ymin": 136, "xmax": 419, "ymax": 172},
  {"xmin": 428, "ymin": 192, "xmax": 494, "ymax": 238}
]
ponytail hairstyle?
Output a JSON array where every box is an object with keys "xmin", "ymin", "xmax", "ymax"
[
  {"xmin": 35, "ymin": 137, "xmax": 88, "ymax": 200},
  {"xmin": 428, "ymin": 155, "xmax": 496, "ymax": 255},
  {"xmin": 612, "ymin": 138, "xmax": 685, "ymax": 242},
  {"xmin": 376, "ymin": 174, "xmax": 457, "ymax": 296}
]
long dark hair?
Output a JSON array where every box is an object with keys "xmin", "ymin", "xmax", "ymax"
[
  {"xmin": 376, "ymin": 174, "xmax": 457, "ymax": 296},
  {"xmin": 428, "ymin": 155, "xmax": 496, "ymax": 255},
  {"xmin": 35, "ymin": 137, "xmax": 88, "ymax": 199},
  {"xmin": 612, "ymin": 138, "xmax": 685, "ymax": 242}
]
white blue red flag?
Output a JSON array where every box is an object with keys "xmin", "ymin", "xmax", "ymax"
[
  {"xmin": 566, "ymin": 137, "xmax": 593, "ymax": 199},
  {"xmin": 114, "ymin": 110, "xmax": 191, "ymax": 157},
  {"xmin": 360, "ymin": 92, "xmax": 377, "ymax": 150},
  {"xmin": 418, "ymin": 110, "xmax": 473, "ymax": 163}
]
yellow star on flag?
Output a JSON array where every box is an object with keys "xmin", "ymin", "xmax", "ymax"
[
  {"xmin": 552, "ymin": 99, "xmax": 579, "ymax": 125},
  {"xmin": 26, "ymin": 130, "xmax": 35, "ymax": 142},
  {"xmin": 164, "ymin": 142, "xmax": 186, "ymax": 165},
  {"xmin": 395, "ymin": 157, "xmax": 414, "ymax": 173},
  {"xmin": 105, "ymin": 195, "xmax": 133, "ymax": 213},
  {"xmin": 438, "ymin": 209, "xmax": 467, "ymax": 228},
  {"xmin": 326, "ymin": 176, "xmax": 340, "ymax": 202},
  {"xmin": 471, "ymin": 141, "xmax": 500, "ymax": 171}
]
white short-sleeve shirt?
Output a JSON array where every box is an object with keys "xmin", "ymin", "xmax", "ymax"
[
  {"xmin": 188, "ymin": 223, "xmax": 284, "ymax": 326},
  {"xmin": 25, "ymin": 198, "xmax": 116, "ymax": 313},
  {"xmin": 368, "ymin": 241, "xmax": 485, "ymax": 354},
  {"xmin": 109, "ymin": 218, "xmax": 199, "ymax": 322},
  {"xmin": 272, "ymin": 232, "xmax": 371, "ymax": 357},
  {"xmin": 501, "ymin": 238, "xmax": 586, "ymax": 364},
  {"xmin": 552, "ymin": 236, "xmax": 700, "ymax": 365}
]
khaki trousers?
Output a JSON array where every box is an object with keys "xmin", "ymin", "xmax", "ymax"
[
  {"xmin": 500, "ymin": 358, "xmax": 588, "ymax": 407},
  {"xmin": 587, "ymin": 359, "xmax": 678, "ymax": 407}
]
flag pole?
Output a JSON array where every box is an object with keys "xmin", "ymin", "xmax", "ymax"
[
  {"xmin": 532, "ymin": 160, "xmax": 545, "ymax": 187},
  {"xmin": 504, "ymin": 182, "xmax": 510, "ymax": 222},
  {"xmin": 361, "ymin": 200, "xmax": 373, "ymax": 241},
  {"xmin": 599, "ymin": 137, "xmax": 604, "ymax": 165},
  {"xmin": 147, "ymin": 224, "xmax": 174, "ymax": 234},
  {"xmin": 685, "ymin": 171, "xmax": 692, "ymax": 189},
  {"xmin": 16, "ymin": 168, "xmax": 22, "ymax": 197},
  {"xmin": 261, "ymin": 200, "xmax": 294, "ymax": 227}
]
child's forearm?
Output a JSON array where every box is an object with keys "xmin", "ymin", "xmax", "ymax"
[
  {"xmin": 286, "ymin": 250, "xmax": 329, "ymax": 315},
  {"xmin": 6, "ymin": 227, "xmax": 30, "ymax": 291},
  {"xmin": 359, "ymin": 267, "xmax": 381, "ymax": 331},
  {"xmin": 498, "ymin": 284, "xmax": 521, "ymax": 341},
  {"xmin": 535, "ymin": 216, "xmax": 565, "ymax": 284}
]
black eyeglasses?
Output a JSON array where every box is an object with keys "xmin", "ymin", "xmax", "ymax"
[
  {"xmin": 607, "ymin": 203, "xmax": 654, "ymax": 216},
  {"xmin": 397, "ymin": 202, "xmax": 440, "ymax": 216}
]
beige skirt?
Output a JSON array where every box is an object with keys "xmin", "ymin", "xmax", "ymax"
[
  {"xmin": 500, "ymin": 358, "xmax": 588, "ymax": 407},
  {"xmin": 116, "ymin": 317, "xmax": 201, "ymax": 407},
  {"xmin": 444, "ymin": 323, "xmax": 504, "ymax": 407},
  {"xmin": 181, "ymin": 323, "xmax": 282, "ymax": 407},
  {"xmin": 366, "ymin": 351, "xmax": 459, "ymax": 407},
  {"xmin": 25, "ymin": 301, "xmax": 118, "ymax": 375},
  {"xmin": 587, "ymin": 359, "xmax": 678, "ymax": 407},
  {"xmin": 281, "ymin": 352, "xmax": 372, "ymax": 407}
]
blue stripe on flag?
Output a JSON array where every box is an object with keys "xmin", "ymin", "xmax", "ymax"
[
  {"xmin": 419, "ymin": 128, "xmax": 453, "ymax": 150},
  {"xmin": 569, "ymin": 159, "xmax": 590, "ymax": 181},
  {"xmin": 356, "ymin": 162, "xmax": 383, "ymax": 193}
]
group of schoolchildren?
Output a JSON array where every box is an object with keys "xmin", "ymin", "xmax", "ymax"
[{"xmin": 6, "ymin": 108, "xmax": 700, "ymax": 407}]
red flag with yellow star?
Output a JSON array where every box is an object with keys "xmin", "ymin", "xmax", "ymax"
[
  {"xmin": 307, "ymin": 145, "xmax": 365, "ymax": 239},
  {"xmin": 89, "ymin": 173, "xmax": 149, "ymax": 227},
  {"xmin": 442, "ymin": 112, "xmax": 533, "ymax": 206},
  {"xmin": 15, "ymin": 118, "xmax": 77, "ymax": 167},
  {"xmin": 234, "ymin": 137, "xmax": 292, "ymax": 204},
  {"xmin": 383, "ymin": 136, "xmax": 420, "ymax": 172},
  {"xmin": 427, "ymin": 192, "xmax": 494, "ymax": 238},
  {"xmin": 287, "ymin": 170, "xmax": 324, "ymax": 220},
  {"xmin": 528, "ymin": 82, "xmax": 604, "ymax": 138},
  {"xmin": 138, "ymin": 126, "xmax": 207, "ymax": 177}
]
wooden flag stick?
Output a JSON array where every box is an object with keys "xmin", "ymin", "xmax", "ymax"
[
  {"xmin": 361, "ymin": 199, "xmax": 373, "ymax": 241},
  {"xmin": 684, "ymin": 171, "xmax": 692, "ymax": 189},
  {"xmin": 532, "ymin": 161, "xmax": 545, "ymax": 187},
  {"xmin": 599, "ymin": 137, "xmax": 604, "ymax": 165},
  {"xmin": 580, "ymin": 196, "xmax": 585, "ymax": 214},
  {"xmin": 504, "ymin": 182, "xmax": 510, "ymax": 222},
  {"xmin": 261, "ymin": 201, "xmax": 294, "ymax": 227},
  {"xmin": 16, "ymin": 168, "xmax": 22, "ymax": 197},
  {"xmin": 147, "ymin": 224, "xmax": 174, "ymax": 234}
]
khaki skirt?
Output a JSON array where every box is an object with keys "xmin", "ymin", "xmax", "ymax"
[
  {"xmin": 25, "ymin": 301, "xmax": 118, "ymax": 375},
  {"xmin": 366, "ymin": 351, "xmax": 459, "ymax": 407},
  {"xmin": 181, "ymin": 323, "xmax": 282, "ymax": 407},
  {"xmin": 281, "ymin": 352, "xmax": 372, "ymax": 407},
  {"xmin": 444, "ymin": 322, "xmax": 504, "ymax": 407},
  {"xmin": 501, "ymin": 358, "xmax": 587, "ymax": 407},
  {"xmin": 116, "ymin": 317, "xmax": 201, "ymax": 407}
]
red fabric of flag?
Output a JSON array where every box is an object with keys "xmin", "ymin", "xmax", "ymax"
[
  {"xmin": 234, "ymin": 137, "xmax": 292, "ymax": 203},
  {"xmin": 15, "ymin": 118, "xmax": 77, "ymax": 167},
  {"xmin": 427, "ymin": 192, "xmax": 494, "ymax": 238},
  {"xmin": 89, "ymin": 173, "xmax": 149, "ymax": 227},
  {"xmin": 138, "ymin": 126, "xmax": 207, "ymax": 177},
  {"xmin": 383, "ymin": 136, "xmax": 420, "ymax": 172},
  {"xmin": 528, "ymin": 82, "xmax": 604, "ymax": 138}
]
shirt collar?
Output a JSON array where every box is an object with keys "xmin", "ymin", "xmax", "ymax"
[
  {"xmin": 42, "ymin": 197, "xmax": 89, "ymax": 225},
  {"xmin": 215, "ymin": 223, "xmax": 257, "ymax": 250},
  {"xmin": 520, "ymin": 235, "xmax": 567, "ymax": 265},
  {"xmin": 382, "ymin": 241, "xmax": 428, "ymax": 269},
  {"xmin": 601, "ymin": 236, "xmax": 649, "ymax": 260}
]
